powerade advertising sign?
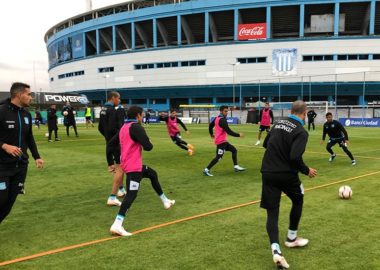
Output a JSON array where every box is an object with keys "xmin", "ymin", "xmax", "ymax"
[
  {"xmin": 339, "ymin": 118, "xmax": 380, "ymax": 127},
  {"xmin": 211, "ymin": 117, "xmax": 239, "ymax": 124},
  {"xmin": 43, "ymin": 94, "xmax": 89, "ymax": 105}
]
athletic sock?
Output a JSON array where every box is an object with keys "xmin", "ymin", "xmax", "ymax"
[
  {"xmin": 271, "ymin": 243, "xmax": 282, "ymax": 255},
  {"xmin": 159, "ymin": 193, "xmax": 168, "ymax": 202},
  {"xmin": 287, "ymin": 229, "xmax": 297, "ymax": 241},
  {"xmin": 114, "ymin": 214, "xmax": 125, "ymax": 226}
]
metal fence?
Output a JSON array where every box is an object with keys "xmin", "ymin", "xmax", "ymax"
[{"xmin": 238, "ymin": 70, "xmax": 380, "ymax": 116}]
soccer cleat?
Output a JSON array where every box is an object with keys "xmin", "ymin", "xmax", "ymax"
[
  {"xmin": 255, "ymin": 140, "xmax": 261, "ymax": 146},
  {"xmin": 284, "ymin": 237, "xmax": 309, "ymax": 248},
  {"xmin": 48, "ymin": 140, "xmax": 53, "ymax": 142},
  {"xmin": 163, "ymin": 199, "xmax": 175, "ymax": 210},
  {"xmin": 187, "ymin": 144, "xmax": 194, "ymax": 150},
  {"xmin": 273, "ymin": 252, "xmax": 289, "ymax": 269},
  {"xmin": 55, "ymin": 138, "xmax": 61, "ymax": 141},
  {"xmin": 107, "ymin": 198, "xmax": 122, "ymax": 206},
  {"xmin": 117, "ymin": 189, "xmax": 127, "ymax": 197},
  {"xmin": 329, "ymin": 154, "xmax": 336, "ymax": 162},
  {"xmin": 203, "ymin": 168, "xmax": 213, "ymax": 177},
  {"xmin": 234, "ymin": 165, "xmax": 246, "ymax": 172},
  {"xmin": 351, "ymin": 160, "xmax": 356, "ymax": 166},
  {"xmin": 110, "ymin": 224, "xmax": 132, "ymax": 236},
  {"xmin": 188, "ymin": 149, "xmax": 194, "ymax": 156}
]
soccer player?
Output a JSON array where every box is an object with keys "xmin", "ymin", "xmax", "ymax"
[
  {"xmin": 320, "ymin": 112, "xmax": 356, "ymax": 165},
  {"xmin": 0, "ymin": 82, "xmax": 44, "ymax": 223},
  {"xmin": 255, "ymin": 102, "xmax": 274, "ymax": 146},
  {"xmin": 260, "ymin": 100, "xmax": 317, "ymax": 269},
  {"xmin": 98, "ymin": 91, "xmax": 126, "ymax": 206},
  {"xmin": 159, "ymin": 109, "xmax": 194, "ymax": 156},
  {"xmin": 62, "ymin": 102, "xmax": 78, "ymax": 137},
  {"xmin": 144, "ymin": 110, "xmax": 151, "ymax": 125},
  {"xmin": 307, "ymin": 109, "xmax": 317, "ymax": 131},
  {"xmin": 84, "ymin": 106, "xmax": 94, "ymax": 128},
  {"xmin": 203, "ymin": 105, "xmax": 245, "ymax": 177},
  {"xmin": 34, "ymin": 110, "xmax": 42, "ymax": 129},
  {"xmin": 109, "ymin": 106, "xmax": 175, "ymax": 236},
  {"xmin": 47, "ymin": 104, "xmax": 60, "ymax": 142}
]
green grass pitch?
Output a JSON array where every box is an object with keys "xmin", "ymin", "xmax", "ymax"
[{"xmin": 0, "ymin": 123, "xmax": 379, "ymax": 269}]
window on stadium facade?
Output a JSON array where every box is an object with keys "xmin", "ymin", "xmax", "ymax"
[
  {"xmin": 337, "ymin": 54, "xmax": 370, "ymax": 61},
  {"xmin": 237, "ymin": 57, "xmax": 267, "ymax": 64},
  {"xmin": 302, "ymin": 55, "xmax": 334, "ymax": 61},
  {"xmin": 58, "ymin": 70, "xmax": 85, "ymax": 79},
  {"xmin": 98, "ymin": 67, "xmax": 114, "ymax": 73},
  {"xmin": 134, "ymin": 60, "xmax": 206, "ymax": 70}
]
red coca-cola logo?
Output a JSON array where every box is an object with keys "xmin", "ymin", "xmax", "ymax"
[
  {"xmin": 238, "ymin": 23, "xmax": 266, "ymax": 40},
  {"xmin": 239, "ymin": 26, "xmax": 264, "ymax": 36}
]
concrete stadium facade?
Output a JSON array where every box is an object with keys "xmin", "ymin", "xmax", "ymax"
[{"xmin": 45, "ymin": 0, "xmax": 380, "ymax": 110}]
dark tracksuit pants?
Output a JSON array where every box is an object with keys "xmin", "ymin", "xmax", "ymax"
[{"xmin": 0, "ymin": 164, "xmax": 28, "ymax": 223}]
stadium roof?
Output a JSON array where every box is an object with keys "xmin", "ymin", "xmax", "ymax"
[{"xmin": 45, "ymin": 0, "xmax": 191, "ymax": 41}]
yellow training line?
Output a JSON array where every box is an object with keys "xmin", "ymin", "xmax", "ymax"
[{"xmin": 1, "ymin": 171, "xmax": 379, "ymax": 267}]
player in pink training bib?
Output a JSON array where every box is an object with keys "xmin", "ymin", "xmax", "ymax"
[
  {"xmin": 203, "ymin": 105, "xmax": 245, "ymax": 177},
  {"xmin": 159, "ymin": 109, "xmax": 194, "ymax": 156},
  {"xmin": 108, "ymin": 106, "xmax": 175, "ymax": 236},
  {"xmin": 255, "ymin": 102, "xmax": 274, "ymax": 146}
]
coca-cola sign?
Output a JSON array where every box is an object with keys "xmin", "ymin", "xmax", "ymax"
[{"xmin": 238, "ymin": 23, "xmax": 267, "ymax": 40}]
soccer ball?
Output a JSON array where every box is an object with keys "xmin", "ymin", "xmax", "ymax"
[
  {"xmin": 338, "ymin": 185, "xmax": 353, "ymax": 199},
  {"xmin": 63, "ymin": 111, "xmax": 68, "ymax": 116},
  {"xmin": 45, "ymin": 133, "xmax": 49, "ymax": 137}
]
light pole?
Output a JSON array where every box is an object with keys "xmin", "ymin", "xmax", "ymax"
[
  {"xmin": 258, "ymin": 80, "xmax": 261, "ymax": 111},
  {"xmin": 103, "ymin": 74, "xmax": 110, "ymax": 103},
  {"xmin": 309, "ymin": 76, "xmax": 311, "ymax": 102},
  {"xmin": 334, "ymin": 74, "xmax": 338, "ymax": 118},
  {"xmin": 231, "ymin": 61, "xmax": 240, "ymax": 108},
  {"xmin": 362, "ymin": 71, "xmax": 366, "ymax": 119}
]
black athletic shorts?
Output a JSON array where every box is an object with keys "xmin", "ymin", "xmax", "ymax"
[
  {"xmin": 260, "ymin": 172, "xmax": 304, "ymax": 209},
  {"xmin": 126, "ymin": 165, "xmax": 153, "ymax": 191},
  {"xmin": 328, "ymin": 138, "xmax": 346, "ymax": 148},
  {"xmin": 259, "ymin": 125, "xmax": 270, "ymax": 132},
  {"xmin": 215, "ymin": 142, "xmax": 236, "ymax": 157},
  {"xmin": 85, "ymin": 116, "xmax": 91, "ymax": 121},
  {"xmin": 170, "ymin": 132, "xmax": 182, "ymax": 141}
]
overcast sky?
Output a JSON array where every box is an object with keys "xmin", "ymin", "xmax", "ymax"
[{"xmin": 0, "ymin": 0, "xmax": 126, "ymax": 92}]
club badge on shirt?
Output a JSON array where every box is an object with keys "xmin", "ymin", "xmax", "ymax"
[{"xmin": 24, "ymin": 117, "xmax": 29, "ymax": 125}]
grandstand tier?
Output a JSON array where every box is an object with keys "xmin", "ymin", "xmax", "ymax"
[{"xmin": 45, "ymin": 0, "xmax": 380, "ymax": 109}]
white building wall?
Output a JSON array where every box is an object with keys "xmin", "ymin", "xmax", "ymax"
[{"xmin": 48, "ymin": 38, "xmax": 380, "ymax": 93}]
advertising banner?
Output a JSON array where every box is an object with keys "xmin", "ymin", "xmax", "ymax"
[
  {"xmin": 42, "ymin": 93, "xmax": 89, "ymax": 105},
  {"xmin": 211, "ymin": 117, "xmax": 239, "ymax": 124},
  {"xmin": 63, "ymin": 38, "xmax": 72, "ymax": 61},
  {"xmin": 58, "ymin": 117, "xmax": 86, "ymax": 125},
  {"xmin": 57, "ymin": 40, "xmax": 65, "ymax": 63},
  {"xmin": 143, "ymin": 117, "xmax": 161, "ymax": 124},
  {"xmin": 339, "ymin": 118, "xmax": 380, "ymax": 127},
  {"xmin": 179, "ymin": 117, "xmax": 193, "ymax": 124},
  {"xmin": 72, "ymin": 34, "xmax": 84, "ymax": 59},
  {"xmin": 238, "ymin": 23, "xmax": 266, "ymax": 40},
  {"xmin": 272, "ymin": 48, "xmax": 297, "ymax": 76},
  {"xmin": 48, "ymin": 43, "xmax": 58, "ymax": 67}
]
